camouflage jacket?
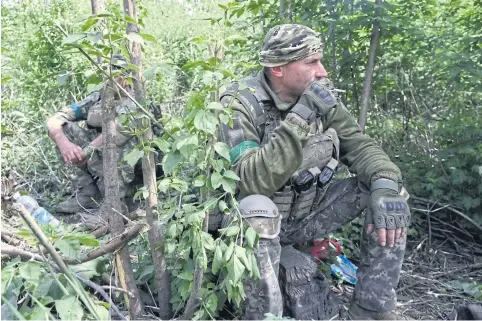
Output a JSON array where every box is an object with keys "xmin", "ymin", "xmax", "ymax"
[
  {"xmin": 219, "ymin": 72, "xmax": 402, "ymax": 197},
  {"xmin": 46, "ymin": 89, "xmax": 137, "ymax": 147}
]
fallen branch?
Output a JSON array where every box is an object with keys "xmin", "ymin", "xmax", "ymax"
[
  {"xmin": 1, "ymin": 243, "xmax": 127, "ymax": 320},
  {"xmin": 11, "ymin": 203, "xmax": 101, "ymax": 319},
  {"xmin": 1, "ymin": 229, "xmax": 21, "ymax": 246},
  {"xmin": 68, "ymin": 223, "xmax": 146, "ymax": 264},
  {"xmin": 91, "ymin": 225, "xmax": 110, "ymax": 238},
  {"xmin": 2, "ymin": 224, "xmax": 145, "ymax": 265},
  {"xmin": 411, "ymin": 196, "xmax": 482, "ymax": 234},
  {"xmin": 101, "ymin": 285, "xmax": 134, "ymax": 298},
  {"xmin": 89, "ymin": 208, "xmax": 145, "ymax": 238}
]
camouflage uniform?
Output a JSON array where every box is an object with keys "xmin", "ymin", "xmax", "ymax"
[
  {"xmin": 218, "ymin": 24, "xmax": 411, "ymax": 319},
  {"xmin": 46, "ymin": 88, "xmax": 140, "ymax": 213}
]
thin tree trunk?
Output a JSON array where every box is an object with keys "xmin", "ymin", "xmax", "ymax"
[
  {"xmin": 358, "ymin": 0, "xmax": 382, "ymax": 132},
  {"xmin": 279, "ymin": 0, "xmax": 285, "ymax": 20},
  {"xmin": 123, "ymin": 0, "xmax": 172, "ymax": 318},
  {"xmin": 91, "ymin": 0, "xmax": 104, "ymax": 14},
  {"xmin": 91, "ymin": 0, "xmax": 105, "ymax": 64},
  {"xmin": 102, "ymin": 81, "xmax": 144, "ymax": 319}
]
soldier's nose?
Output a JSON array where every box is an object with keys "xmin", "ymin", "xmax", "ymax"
[{"xmin": 315, "ymin": 63, "xmax": 328, "ymax": 79}]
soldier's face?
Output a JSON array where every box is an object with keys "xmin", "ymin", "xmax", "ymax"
[{"xmin": 279, "ymin": 53, "xmax": 328, "ymax": 97}]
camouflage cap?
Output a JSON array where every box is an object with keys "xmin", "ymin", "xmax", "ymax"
[{"xmin": 259, "ymin": 24, "xmax": 322, "ymax": 67}]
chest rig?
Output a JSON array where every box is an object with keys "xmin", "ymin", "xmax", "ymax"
[{"xmin": 222, "ymin": 76, "xmax": 340, "ymax": 221}]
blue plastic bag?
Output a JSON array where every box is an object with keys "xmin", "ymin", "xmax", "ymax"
[{"xmin": 330, "ymin": 254, "xmax": 358, "ymax": 285}]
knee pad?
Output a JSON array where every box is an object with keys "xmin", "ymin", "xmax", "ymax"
[{"xmin": 239, "ymin": 194, "xmax": 281, "ymax": 239}]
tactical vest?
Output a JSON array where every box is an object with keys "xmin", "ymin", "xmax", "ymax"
[{"xmin": 221, "ymin": 76, "xmax": 340, "ymax": 221}]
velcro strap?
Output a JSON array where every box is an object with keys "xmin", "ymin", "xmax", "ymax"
[
  {"xmin": 325, "ymin": 158, "xmax": 339, "ymax": 171},
  {"xmin": 307, "ymin": 167, "xmax": 321, "ymax": 179},
  {"xmin": 291, "ymin": 103, "xmax": 316, "ymax": 124},
  {"xmin": 371, "ymin": 178, "xmax": 399, "ymax": 193}
]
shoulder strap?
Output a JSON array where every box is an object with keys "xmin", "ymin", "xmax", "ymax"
[{"xmin": 220, "ymin": 80, "xmax": 267, "ymax": 139}]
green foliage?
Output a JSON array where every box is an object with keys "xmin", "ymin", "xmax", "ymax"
[
  {"xmin": 1, "ymin": 224, "xmax": 110, "ymax": 320},
  {"xmin": 3, "ymin": 0, "xmax": 482, "ymax": 318}
]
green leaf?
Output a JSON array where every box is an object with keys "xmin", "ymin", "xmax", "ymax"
[
  {"xmin": 245, "ymin": 227, "xmax": 257, "ymax": 248},
  {"xmin": 126, "ymin": 63, "xmax": 140, "ymax": 71},
  {"xmin": 81, "ymin": 17, "xmax": 99, "ymax": 31},
  {"xmin": 182, "ymin": 60, "xmax": 210, "ymax": 71},
  {"xmin": 176, "ymin": 135, "xmax": 199, "ymax": 157},
  {"xmin": 139, "ymin": 33, "xmax": 157, "ymax": 43},
  {"xmin": 33, "ymin": 277, "xmax": 53, "ymax": 298},
  {"xmin": 249, "ymin": 252, "xmax": 260, "ymax": 279},
  {"xmin": 235, "ymin": 245, "xmax": 251, "ymax": 272},
  {"xmin": 123, "ymin": 149, "xmax": 144, "ymax": 166},
  {"xmin": 212, "ymin": 246, "xmax": 223, "ymax": 275},
  {"xmin": 211, "ymin": 171, "xmax": 223, "ymax": 189},
  {"xmin": 54, "ymin": 239, "xmax": 79, "ymax": 259},
  {"xmin": 70, "ymin": 257, "xmax": 106, "ymax": 280},
  {"xmin": 223, "ymin": 170, "xmax": 240, "ymax": 181},
  {"xmin": 201, "ymin": 231, "xmax": 215, "ymax": 251},
  {"xmin": 152, "ymin": 137, "xmax": 170, "ymax": 153},
  {"xmin": 221, "ymin": 178, "xmax": 236, "ymax": 194},
  {"xmin": 230, "ymin": 256, "xmax": 245, "ymax": 283},
  {"xmin": 62, "ymin": 33, "xmax": 86, "ymax": 45},
  {"xmin": 93, "ymin": 304, "xmax": 109, "ymax": 320},
  {"xmin": 219, "ymin": 225, "xmax": 240, "ymax": 237},
  {"xmin": 29, "ymin": 302, "xmax": 51, "ymax": 321},
  {"xmin": 207, "ymin": 102, "xmax": 224, "ymax": 110},
  {"xmin": 68, "ymin": 233, "xmax": 99, "ymax": 247},
  {"xmin": 218, "ymin": 200, "xmax": 229, "ymax": 213},
  {"xmin": 18, "ymin": 261, "xmax": 41, "ymax": 283},
  {"xmin": 124, "ymin": 14, "xmax": 137, "ymax": 24},
  {"xmin": 55, "ymin": 296, "xmax": 84, "ymax": 320},
  {"xmin": 194, "ymin": 111, "xmax": 218, "ymax": 135},
  {"xmin": 193, "ymin": 176, "xmax": 205, "ymax": 187},
  {"xmin": 225, "ymin": 242, "xmax": 235, "ymax": 261},
  {"xmin": 86, "ymin": 32, "xmax": 102, "ymax": 44},
  {"xmin": 162, "ymin": 151, "xmax": 182, "ymax": 174},
  {"xmin": 214, "ymin": 142, "xmax": 231, "ymax": 162}
]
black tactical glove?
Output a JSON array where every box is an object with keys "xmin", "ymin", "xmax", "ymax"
[
  {"xmin": 290, "ymin": 79, "xmax": 337, "ymax": 124},
  {"xmin": 368, "ymin": 179, "xmax": 411, "ymax": 229}
]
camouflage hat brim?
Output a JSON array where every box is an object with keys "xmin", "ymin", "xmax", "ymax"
[{"xmin": 259, "ymin": 24, "xmax": 322, "ymax": 67}]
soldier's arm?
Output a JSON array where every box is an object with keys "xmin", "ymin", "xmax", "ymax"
[
  {"xmin": 324, "ymin": 101, "xmax": 402, "ymax": 187},
  {"xmin": 220, "ymin": 97, "xmax": 311, "ymax": 196},
  {"xmin": 46, "ymin": 92, "xmax": 100, "ymax": 163}
]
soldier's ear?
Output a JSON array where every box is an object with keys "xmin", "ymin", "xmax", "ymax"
[{"xmin": 270, "ymin": 66, "xmax": 283, "ymax": 78}]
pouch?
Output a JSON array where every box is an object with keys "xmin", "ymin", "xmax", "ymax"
[
  {"xmin": 290, "ymin": 183, "xmax": 316, "ymax": 220},
  {"xmin": 271, "ymin": 186, "xmax": 294, "ymax": 220}
]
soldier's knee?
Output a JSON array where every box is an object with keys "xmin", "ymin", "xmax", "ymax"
[{"xmin": 238, "ymin": 194, "xmax": 281, "ymax": 239}]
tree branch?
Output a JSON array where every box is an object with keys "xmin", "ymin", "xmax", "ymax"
[
  {"xmin": 411, "ymin": 196, "xmax": 482, "ymax": 234},
  {"xmin": 1, "ymin": 243, "xmax": 127, "ymax": 320},
  {"xmin": 10, "ymin": 203, "xmax": 101, "ymax": 319}
]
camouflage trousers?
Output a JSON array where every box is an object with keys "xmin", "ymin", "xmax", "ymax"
[
  {"xmin": 241, "ymin": 177, "xmax": 406, "ymax": 319},
  {"xmin": 60, "ymin": 122, "xmax": 137, "ymax": 198}
]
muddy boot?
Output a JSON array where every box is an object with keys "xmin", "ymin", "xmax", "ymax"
[
  {"xmin": 347, "ymin": 303, "xmax": 412, "ymax": 320},
  {"xmin": 56, "ymin": 184, "xmax": 101, "ymax": 214}
]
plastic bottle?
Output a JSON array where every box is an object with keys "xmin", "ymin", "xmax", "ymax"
[{"xmin": 13, "ymin": 193, "xmax": 60, "ymax": 226}]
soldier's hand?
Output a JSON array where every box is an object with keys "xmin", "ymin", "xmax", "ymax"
[
  {"xmin": 59, "ymin": 141, "xmax": 86, "ymax": 164},
  {"xmin": 367, "ymin": 180, "xmax": 410, "ymax": 247},
  {"xmin": 290, "ymin": 79, "xmax": 337, "ymax": 124}
]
